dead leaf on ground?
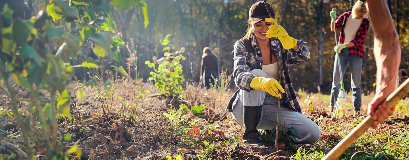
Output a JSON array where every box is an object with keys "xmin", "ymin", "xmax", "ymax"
[
  {"xmin": 99, "ymin": 149, "xmax": 109, "ymax": 160},
  {"xmin": 177, "ymin": 148, "xmax": 190, "ymax": 153}
]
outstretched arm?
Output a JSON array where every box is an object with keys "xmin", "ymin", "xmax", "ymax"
[{"xmin": 367, "ymin": 0, "xmax": 401, "ymax": 129}]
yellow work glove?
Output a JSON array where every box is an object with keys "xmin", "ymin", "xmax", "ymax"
[
  {"xmin": 250, "ymin": 77, "xmax": 285, "ymax": 99},
  {"xmin": 265, "ymin": 18, "xmax": 297, "ymax": 50}
]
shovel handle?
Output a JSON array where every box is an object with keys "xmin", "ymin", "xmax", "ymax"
[{"xmin": 323, "ymin": 78, "xmax": 409, "ymax": 160}]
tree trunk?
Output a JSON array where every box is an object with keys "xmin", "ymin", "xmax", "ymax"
[
  {"xmin": 281, "ymin": 0, "xmax": 290, "ymax": 28},
  {"xmin": 176, "ymin": 0, "xmax": 190, "ymax": 81},
  {"xmin": 121, "ymin": 8, "xmax": 136, "ymax": 45},
  {"xmin": 208, "ymin": 0, "xmax": 213, "ymax": 50},
  {"xmin": 217, "ymin": 24, "xmax": 221, "ymax": 75},
  {"xmin": 314, "ymin": 0, "xmax": 324, "ymax": 86}
]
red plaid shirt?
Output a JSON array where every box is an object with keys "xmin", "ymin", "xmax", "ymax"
[{"xmin": 335, "ymin": 11, "xmax": 370, "ymax": 58}]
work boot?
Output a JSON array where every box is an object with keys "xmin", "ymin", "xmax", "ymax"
[{"xmin": 243, "ymin": 106, "xmax": 262, "ymax": 144}]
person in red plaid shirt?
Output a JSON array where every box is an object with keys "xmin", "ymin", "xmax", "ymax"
[{"xmin": 329, "ymin": 0, "xmax": 369, "ymax": 116}]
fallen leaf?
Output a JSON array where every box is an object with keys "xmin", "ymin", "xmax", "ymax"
[
  {"xmin": 99, "ymin": 149, "xmax": 109, "ymax": 160},
  {"xmin": 188, "ymin": 125, "xmax": 201, "ymax": 139},
  {"xmin": 277, "ymin": 143, "xmax": 285, "ymax": 150},
  {"xmin": 128, "ymin": 145, "xmax": 138, "ymax": 152},
  {"xmin": 177, "ymin": 148, "xmax": 190, "ymax": 153}
]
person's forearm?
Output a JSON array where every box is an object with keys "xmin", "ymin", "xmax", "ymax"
[
  {"xmin": 331, "ymin": 20, "xmax": 335, "ymax": 32},
  {"xmin": 345, "ymin": 42, "xmax": 355, "ymax": 48},
  {"xmin": 368, "ymin": 0, "xmax": 401, "ymax": 95}
]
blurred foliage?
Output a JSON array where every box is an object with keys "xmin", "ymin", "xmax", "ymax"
[{"xmin": 0, "ymin": 0, "xmax": 148, "ymax": 158}]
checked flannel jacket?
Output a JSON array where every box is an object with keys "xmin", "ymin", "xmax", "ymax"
[
  {"xmin": 232, "ymin": 35, "xmax": 310, "ymax": 113},
  {"xmin": 335, "ymin": 11, "xmax": 370, "ymax": 58}
]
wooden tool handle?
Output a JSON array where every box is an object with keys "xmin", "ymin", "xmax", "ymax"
[{"xmin": 323, "ymin": 79, "xmax": 409, "ymax": 160}]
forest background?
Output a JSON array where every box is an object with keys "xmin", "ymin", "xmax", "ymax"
[{"xmin": 28, "ymin": 0, "xmax": 409, "ymax": 94}]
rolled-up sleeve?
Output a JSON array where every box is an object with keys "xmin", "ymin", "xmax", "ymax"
[
  {"xmin": 335, "ymin": 12, "xmax": 348, "ymax": 30},
  {"xmin": 233, "ymin": 41, "xmax": 256, "ymax": 91},
  {"xmin": 285, "ymin": 40, "xmax": 310, "ymax": 65}
]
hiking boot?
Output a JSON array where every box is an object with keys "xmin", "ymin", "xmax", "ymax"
[{"xmin": 243, "ymin": 106, "xmax": 262, "ymax": 144}]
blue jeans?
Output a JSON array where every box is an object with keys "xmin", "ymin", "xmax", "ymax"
[
  {"xmin": 330, "ymin": 48, "xmax": 363, "ymax": 110},
  {"xmin": 203, "ymin": 70, "xmax": 217, "ymax": 89}
]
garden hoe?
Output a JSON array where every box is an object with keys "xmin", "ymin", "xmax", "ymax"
[
  {"xmin": 332, "ymin": 7, "xmax": 349, "ymax": 117},
  {"xmin": 323, "ymin": 78, "xmax": 409, "ymax": 160}
]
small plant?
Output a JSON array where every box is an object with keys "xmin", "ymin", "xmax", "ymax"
[
  {"xmin": 291, "ymin": 148, "xmax": 325, "ymax": 160},
  {"xmin": 145, "ymin": 34, "xmax": 186, "ymax": 97},
  {"xmin": 191, "ymin": 104, "xmax": 207, "ymax": 115}
]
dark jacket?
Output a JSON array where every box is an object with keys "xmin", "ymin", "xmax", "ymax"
[{"xmin": 200, "ymin": 54, "xmax": 218, "ymax": 77}]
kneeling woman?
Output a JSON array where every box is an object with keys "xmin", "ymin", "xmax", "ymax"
[{"xmin": 230, "ymin": 1, "xmax": 321, "ymax": 144}]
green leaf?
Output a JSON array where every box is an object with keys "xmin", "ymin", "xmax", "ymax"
[
  {"xmin": 66, "ymin": 22, "xmax": 71, "ymax": 30},
  {"xmin": 111, "ymin": 65, "xmax": 118, "ymax": 70},
  {"xmin": 1, "ymin": 4, "xmax": 13, "ymax": 19},
  {"xmin": 20, "ymin": 43, "xmax": 43, "ymax": 65},
  {"xmin": 12, "ymin": 73, "xmax": 31, "ymax": 88},
  {"xmin": 104, "ymin": 80, "xmax": 113, "ymax": 98},
  {"xmin": 162, "ymin": 34, "xmax": 171, "ymax": 45},
  {"xmin": 111, "ymin": 36, "xmax": 124, "ymax": 47},
  {"xmin": 84, "ymin": 79, "xmax": 98, "ymax": 89},
  {"xmin": 86, "ymin": 4, "xmax": 96, "ymax": 21},
  {"xmin": 65, "ymin": 35, "xmax": 80, "ymax": 57},
  {"xmin": 112, "ymin": 0, "xmax": 144, "ymax": 9},
  {"xmin": 180, "ymin": 55, "xmax": 186, "ymax": 60},
  {"xmin": 47, "ymin": 4, "xmax": 63, "ymax": 22},
  {"xmin": 100, "ymin": 22, "xmax": 112, "ymax": 31},
  {"xmin": 97, "ymin": 3, "xmax": 110, "ymax": 15},
  {"xmin": 43, "ymin": 103, "xmax": 52, "ymax": 121},
  {"xmin": 118, "ymin": 66, "xmax": 128, "ymax": 76},
  {"xmin": 81, "ymin": 62, "xmax": 98, "ymax": 68},
  {"xmin": 211, "ymin": 125, "xmax": 216, "ymax": 130},
  {"xmin": 89, "ymin": 33, "xmax": 112, "ymax": 57},
  {"xmin": 71, "ymin": 1, "xmax": 88, "ymax": 5},
  {"xmin": 57, "ymin": 98, "xmax": 70, "ymax": 109},
  {"xmin": 106, "ymin": 17, "xmax": 117, "ymax": 32},
  {"xmin": 80, "ymin": 26, "xmax": 95, "ymax": 41},
  {"xmin": 45, "ymin": 27, "xmax": 65, "ymax": 41},
  {"xmin": 66, "ymin": 144, "xmax": 82, "ymax": 157},
  {"xmin": 53, "ymin": 0, "xmax": 78, "ymax": 22},
  {"xmin": 12, "ymin": 18, "xmax": 31, "ymax": 46},
  {"xmin": 142, "ymin": 2, "xmax": 149, "ymax": 28},
  {"xmin": 93, "ymin": 45, "xmax": 106, "ymax": 57},
  {"xmin": 113, "ymin": 51, "xmax": 122, "ymax": 62},
  {"xmin": 2, "ymin": 38, "xmax": 15, "ymax": 54},
  {"xmin": 77, "ymin": 87, "xmax": 86, "ymax": 100},
  {"xmin": 66, "ymin": 66, "xmax": 73, "ymax": 73},
  {"xmin": 46, "ymin": 54, "xmax": 64, "ymax": 78},
  {"xmin": 60, "ymin": 105, "xmax": 72, "ymax": 120},
  {"xmin": 64, "ymin": 133, "xmax": 71, "ymax": 141}
]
